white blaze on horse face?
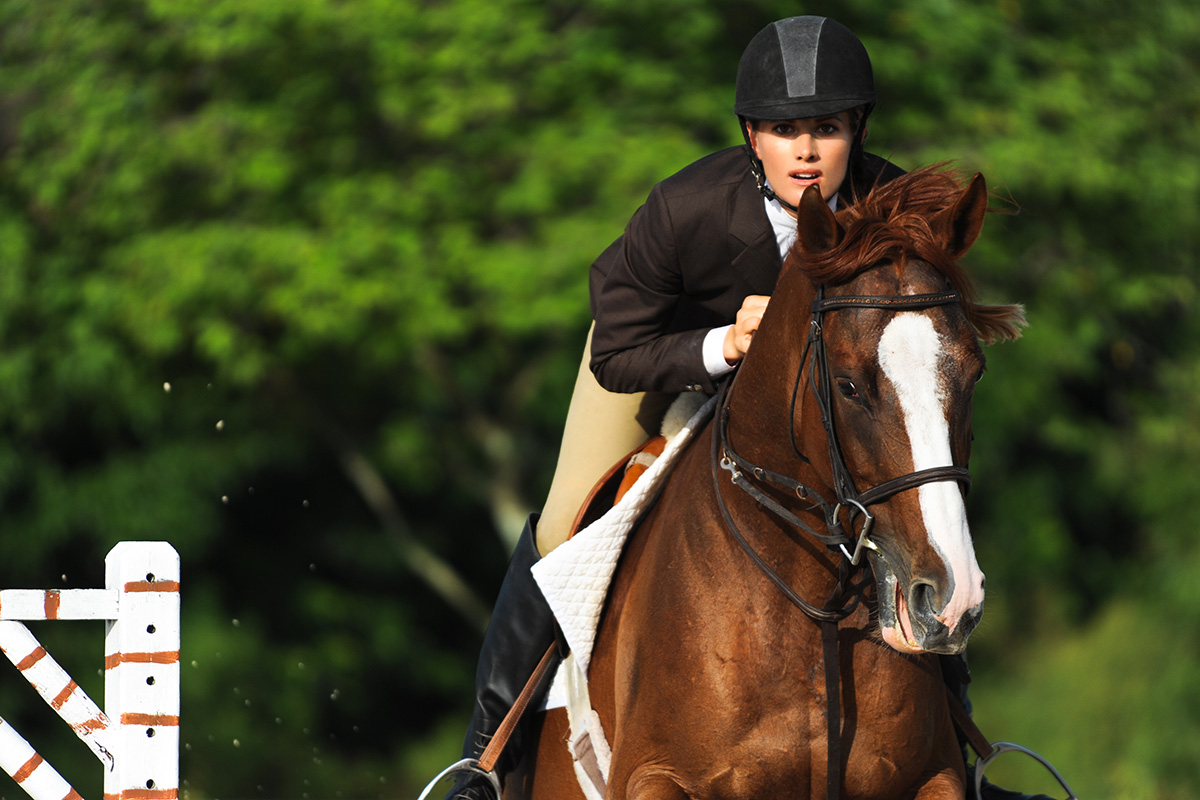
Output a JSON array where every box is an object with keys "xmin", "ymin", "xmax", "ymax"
[{"xmin": 877, "ymin": 313, "xmax": 985, "ymax": 631}]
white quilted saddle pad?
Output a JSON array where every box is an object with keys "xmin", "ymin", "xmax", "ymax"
[{"xmin": 532, "ymin": 393, "xmax": 716, "ymax": 676}]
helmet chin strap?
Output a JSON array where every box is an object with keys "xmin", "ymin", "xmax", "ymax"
[
  {"xmin": 739, "ymin": 118, "xmax": 801, "ymax": 213},
  {"xmin": 747, "ymin": 149, "xmax": 800, "ymax": 213}
]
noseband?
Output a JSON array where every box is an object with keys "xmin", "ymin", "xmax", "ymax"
[{"xmin": 714, "ymin": 286, "xmax": 973, "ymax": 621}]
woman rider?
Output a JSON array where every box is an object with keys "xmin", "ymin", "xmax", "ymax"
[{"xmin": 444, "ymin": 16, "xmax": 1045, "ymax": 800}]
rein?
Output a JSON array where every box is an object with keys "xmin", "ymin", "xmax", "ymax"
[
  {"xmin": 716, "ymin": 287, "xmax": 972, "ymax": 584},
  {"xmin": 712, "ymin": 285, "xmax": 974, "ymax": 800}
]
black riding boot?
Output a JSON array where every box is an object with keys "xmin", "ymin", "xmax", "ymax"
[
  {"xmin": 941, "ymin": 655, "xmax": 1058, "ymax": 800},
  {"xmin": 445, "ymin": 514, "xmax": 560, "ymax": 800}
]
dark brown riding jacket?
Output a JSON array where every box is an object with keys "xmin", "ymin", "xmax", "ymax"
[{"xmin": 589, "ymin": 146, "xmax": 904, "ymax": 395}]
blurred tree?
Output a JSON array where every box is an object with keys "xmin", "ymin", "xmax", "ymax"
[
  {"xmin": 0, "ymin": 0, "xmax": 739, "ymax": 796},
  {"xmin": 0, "ymin": 0, "xmax": 1196, "ymax": 798}
]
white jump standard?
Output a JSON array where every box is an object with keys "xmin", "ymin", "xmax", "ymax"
[{"xmin": 0, "ymin": 542, "xmax": 180, "ymax": 800}]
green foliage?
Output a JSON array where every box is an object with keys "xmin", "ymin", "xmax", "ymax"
[
  {"xmin": 0, "ymin": 0, "xmax": 1197, "ymax": 798},
  {"xmin": 974, "ymin": 601, "xmax": 1200, "ymax": 800}
]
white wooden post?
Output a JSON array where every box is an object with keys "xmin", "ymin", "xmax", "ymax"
[
  {"xmin": 0, "ymin": 542, "xmax": 179, "ymax": 800},
  {"xmin": 104, "ymin": 542, "xmax": 180, "ymax": 800}
]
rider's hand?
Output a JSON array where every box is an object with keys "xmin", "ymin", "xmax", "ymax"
[{"xmin": 723, "ymin": 295, "xmax": 770, "ymax": 365}]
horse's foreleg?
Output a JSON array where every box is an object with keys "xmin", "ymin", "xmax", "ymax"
[
  {"xmin": 910, "ymin": 766, "xmax": 966, "ymax": 800},
  {"xmin": 509, "ymin": 710, "xmax": 588, "ymax": 800},
  {"xmin": 906, "ymin": 719, "xmax": 969, "ymax": 800}
]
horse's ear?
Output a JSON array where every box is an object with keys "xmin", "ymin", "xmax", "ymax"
[
  {"xmin": 935, "ymin": 173, "xmax": 988, "ymax": 259},
  {"xmin": 797, "ymin": 184, "xmax": 843, "ymax": 255}
]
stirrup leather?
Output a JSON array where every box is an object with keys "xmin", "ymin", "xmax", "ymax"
[{"xmin": 418, "ymin": 644, "xmax": 558, "ymax": 800}]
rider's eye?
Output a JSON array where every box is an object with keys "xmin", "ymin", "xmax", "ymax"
[{"xmin": 836, "ymin": 378, "xmax": 860, "ymax": 400}]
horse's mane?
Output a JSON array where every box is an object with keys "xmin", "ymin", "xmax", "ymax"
[{"xmin": 797, "ymin": 164, "xmax": 1026, "ymax": 344}]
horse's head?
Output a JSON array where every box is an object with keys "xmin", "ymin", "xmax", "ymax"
[{"xmin": 791, "ymin": 168, "xmax": 1024, "ymax": 655}]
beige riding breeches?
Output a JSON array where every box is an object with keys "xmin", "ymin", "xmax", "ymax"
[{"xmin": 536, "ymin": 324, "xmax": 674, "ymax": 555}]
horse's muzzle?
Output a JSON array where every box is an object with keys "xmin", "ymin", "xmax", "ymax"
[
  {"xmin": 873, "ymin": 560, "xmax": 983, "ymax": 655},
  {"xmin": 909, "ymin": 582, "xmax": 984, "ymax": 653}
]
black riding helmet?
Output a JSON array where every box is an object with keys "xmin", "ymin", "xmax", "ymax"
[{"xmin": 735, "ymin": 16, "xmax": 877, "ymax": 210}]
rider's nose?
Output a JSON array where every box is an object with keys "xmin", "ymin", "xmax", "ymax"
[{"xmin": 795, "ymin": 135, "xmax": 816, "ymax": 161}]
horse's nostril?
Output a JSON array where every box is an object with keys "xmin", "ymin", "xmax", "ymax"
[
  {"xmin": 909, "ymin": 581, "xmax": 941, "ymax": 618},
  {"xmin": 956, "ymin": 602, "xmax": 984, "ymax": 639}
]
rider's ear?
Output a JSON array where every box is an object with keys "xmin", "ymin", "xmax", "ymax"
[
  {"xmin": 934, "ymin": 173, "xmax": 988, "ymax": 259},
  {"xmin": 797, "ymin": 185, "xmax": 844, "ymax": 254}
]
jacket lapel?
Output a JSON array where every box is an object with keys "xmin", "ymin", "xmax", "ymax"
[{"xmin": 729, "ymin": 171, "xmax": 784, "ymax": 292}]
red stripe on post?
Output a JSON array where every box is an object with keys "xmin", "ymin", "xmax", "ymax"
[
  {"xmin": 123, "ymin": 581, "xmax": 180, "ymax": 594},
  {"xmin": 51, "ymin": 679, "xmax": 78, "ymax": 710},
  {"xmin": 16, "ymin": 646, "xmax": 47, "ymax": 672},
  {"xmin": 119, "ymin": 790, "xmax": 179, "ymax": 800},
  {"xmin": 105, "ymin": 651, "xmax": 181, "ymax": 669},
  {"xmin": 77, "ymin": 715, "xmax": 108, "ymax": 734},
  {"xmin": 121, "ymin": 712, "xmax": 180, "ymax": 727},
  {"xmin": 44, "ymin": 590, "xmax": 61, "ymax": 620},
  {"xmin": 13, "ymin": 753, "xmax": 43, "ymax": 783}
]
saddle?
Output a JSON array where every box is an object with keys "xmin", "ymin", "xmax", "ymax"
[
  {"xmin": 568, "ymin": 435, "xmax": 668, "ymax": 539},
  {"xmin": 566, "ymin": 389, "xmax": 711, "ymax": 538},
  {"xmin": 462, "ymin": 402, "xmax": 711, "ymax": 797}
]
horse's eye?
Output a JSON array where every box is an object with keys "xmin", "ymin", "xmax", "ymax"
[{"xmin": 836, "ymin": 378, "xmax": 860, "ymax": 400}]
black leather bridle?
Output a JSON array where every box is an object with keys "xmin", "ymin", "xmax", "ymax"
[
  {"xmin": 714, "ymin": 286, "xmax": 973, "ymax": 614},
  {"xmin": 711, "ymin": 285, "xmax": 976, "ymax": 800}
]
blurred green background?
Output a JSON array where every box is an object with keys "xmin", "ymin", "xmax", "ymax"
[{"xmin": 0, "ymin": 0, "xmax": 1196, "ymax": 798}]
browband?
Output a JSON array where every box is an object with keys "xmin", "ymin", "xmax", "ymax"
[{"xmin": 813, "ymin": 291, "xmax": 960, "ymax": 314}]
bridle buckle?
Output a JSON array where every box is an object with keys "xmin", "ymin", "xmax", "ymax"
[{"xmin": 834, "ymin": 498, "xmax": 878, "ymax": 566}]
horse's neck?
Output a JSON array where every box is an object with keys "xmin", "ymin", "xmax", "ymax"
[
  {"xmin": 726, "ymin": 264, "xmax": 824, "ymax": 480},
  {"xmin": 723, "ymin": 266, "xmax": 844, "ymax": 515}
]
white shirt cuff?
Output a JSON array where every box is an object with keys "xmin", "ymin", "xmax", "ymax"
[{"xmin": 703, "ymin": 325, "xmax": 738, "ymax": 379}]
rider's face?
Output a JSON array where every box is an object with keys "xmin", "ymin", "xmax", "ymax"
[{"xmin": 747, "ymin": 113, "xmax": 855, "ymax": 212}]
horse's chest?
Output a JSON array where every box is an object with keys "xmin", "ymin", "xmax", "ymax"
[{"xmin": 616, "ymin": 629, "xmax": 945, "ymax": 798}]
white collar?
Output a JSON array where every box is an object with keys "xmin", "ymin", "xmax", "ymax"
[{"xmin": 762, "ymin": 183, "xmax": 839, "ymax": 260}]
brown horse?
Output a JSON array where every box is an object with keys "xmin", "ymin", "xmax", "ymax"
[{"xmin": 515, "ymin": 167, "xmax": 1025, "ymax": 800}]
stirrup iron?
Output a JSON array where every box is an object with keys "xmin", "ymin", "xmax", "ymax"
[
  {"xmin": 416, "ymin": 758, "xmax": 502, "ymax": 800},
  {"xmin": 974, "ymin": 741, "xmax": 1078, "ymax": 800}
]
